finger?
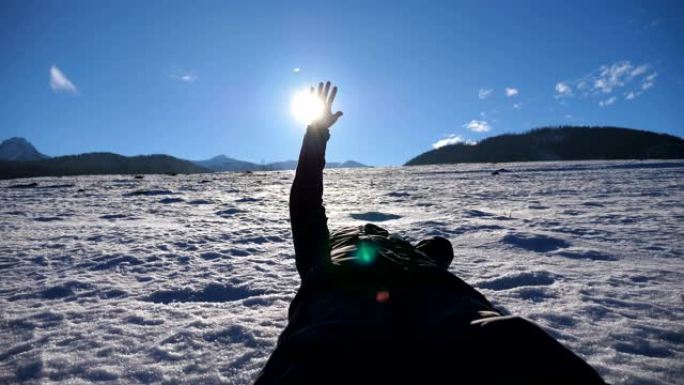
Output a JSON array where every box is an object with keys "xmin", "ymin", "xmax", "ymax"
[
  {"xmin": 323, "ymin": 81, "xmax": 331, "ymax": 100},
  {"xmin": 330, "ymin": 111, "xmax": 343, "ymax": 125},
  {"xmin": 328, "ymin": 86, "xmax": 338, "ymax": 107},
  {"xmin": 317, "ymin": 82, "xmax": 324, "ymax": 98}
]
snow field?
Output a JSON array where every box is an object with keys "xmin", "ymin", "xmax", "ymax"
[{"xmin": 1, "ymin": 160, "xmax": 682, "ymax": 384}]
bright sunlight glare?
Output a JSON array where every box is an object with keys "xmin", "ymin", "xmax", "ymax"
[{"xmin": 291, "ymin": 89, "xmax": 324, "ymax": 125}]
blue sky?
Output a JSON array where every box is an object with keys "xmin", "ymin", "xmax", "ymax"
[{"xmin": 1, "ymin": 0, "xmax": 682, "ymax": 166}]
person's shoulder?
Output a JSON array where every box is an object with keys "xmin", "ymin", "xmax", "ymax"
[
  {"xmin": 360, "ymin": 223, "xmax": 390, "ymax": 236},
  {"xmin": 330, "ymin": 225, "xmax": 361, "ymax": 238},
  {"xmin": 330, "ymin": 223, "xmax": 391, "ymax": 237}
]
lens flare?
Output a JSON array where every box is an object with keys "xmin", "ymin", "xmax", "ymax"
[
  {"xmin": 355, "ymin": 241, "xmax": 378, "ymax": 266},
  {"xmin": 291, "ymin": 89, "xmax": 324, "ymax": 125},
  {"xmin": 376, "ymin": 290, "xmax": 390, "ymax": 303}
]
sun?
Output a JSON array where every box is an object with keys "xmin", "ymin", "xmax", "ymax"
[{"xmin": 291, "ymin": 89, "xmax": 324, "ymax": 125}]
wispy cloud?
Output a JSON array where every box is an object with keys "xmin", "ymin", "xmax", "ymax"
[
  {"xmin": 641, "ymin": 73, "xmax": 657, "ymax": 90},
  {"xmin": 169, "ymin": 71, "xmax": 198, "ymax": 83},
  {"xmin": 599, "ymin": 96, "xmax": 616, "ymax": 107},
  {"xmin": 50, "ymin": 65, "xmax": 77, "ymax": 94},
  {"xmin": 555, "ymin": 82, "xmax": 572, "ymax": 97},
  {"xmin": 594, "ymin": 62, "xmax": 633, "ymax": 93},
  {"xmin": 554, "ymin": 60, "xmax": 657, "ymax": 105},
  {"xmin": 478, "ymin": 88, "xmax": 492, "ymax": 99},
  {"xmin": 630, "ymin": 65, "xmax": 648, "ymax": 78},
  {"xmin": 505, "ymin": 87, "xmax": 519, "ymax": 97},
  {"xmin": 463, "ymin": 120, "xmax": 491, "ymax": 132},
  {"xmin": 432, "ymin": 135, "xmax": 476, "ymax": 149}
]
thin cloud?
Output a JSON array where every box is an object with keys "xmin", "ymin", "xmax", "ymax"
[
  {"xmin": 463, "ymin": 120, "xmax": 491, "ymax": 132},
  {"xmin": 594, "ymin": 61, "xmax": 633, "ymax": 93},
  {"xmin": 599, "ymin": 96, "xmax": 616, "ymax": 107},
  {"xmin": 505, "ymin": 87, "xmax": 519, "ymax": 97},
  {"xmin": 293, "ymin": 67, "xmax": 301, "ymax": 73},
  {"xmin": 478, "ymin": 88, "xmax": 492, "ymax": 99},
  {"xmin": 555, "ymin": 61, "xmax": 656, "ymax": 105},
  {"xmin": 432, "ymin": 135, "xmax": 476, "ymax": 149},
  {"xmin": 169, "ymin": 72, "xmax": 198, "ymax": 83},
  {"xmin": 555, "ymin": 82, "xmax": 572, "ymax": 97},
  {"xmin": 641, "ymin": 73, "xmax": 657, "ymax": 90},
  {"xmin": 630, "ymin": 65, "xmax": 648, "ymax": 78},
  {"xmin": 50, "ymin": 65, "xmax": 78, "ymax": 94},
  {"xmin": 622, "ymin": 73, "xmax": 657, "ymax": 100}
]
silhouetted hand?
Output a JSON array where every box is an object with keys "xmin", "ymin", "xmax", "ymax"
[{"xmin": 309, "ymin": 81, "xmax": 343, "ymax": 131}]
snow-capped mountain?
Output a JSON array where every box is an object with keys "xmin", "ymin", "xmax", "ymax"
[
  {"xmin": 0, "ymin": 137, "xmax": 370, "ymax": 178},
  {"xmin": 0, "ymin": 137, "xmax": 49, "ymax": 161},
  {"xmin": 405, "ymin": 126, "xmax": 684, "ymax": 165},
  {"xmin": 329, "ymin": 160, "xmax": 370, "ymax": 168},
  {"xmin": 192, "ymin": 155, "xmax": 262, "ymax": 172},
  {"xmin": 192, "ymin": 156, "xmax": 370, "ymax": 171}
]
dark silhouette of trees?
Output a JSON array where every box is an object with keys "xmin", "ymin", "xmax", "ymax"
[
  {"xmin": 0, "ymin": 153, "xmax": 209, "ymax": 180},
  {"xmin": 405, "ymin": 126, "xmax": 684, "ymax": 165}
]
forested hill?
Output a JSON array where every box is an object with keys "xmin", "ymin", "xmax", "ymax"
[
  {"xmin": 0, "ymin": 153, "xmax": 209, "ymax": 180},
  {"xmin": 405, "ymin": 126, "xmax": 684, "ymax": 166}
]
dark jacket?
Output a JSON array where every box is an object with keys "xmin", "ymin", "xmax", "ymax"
[{"xmin": 253, "ymin": 126, "xmax": 607, "ymax": 385}]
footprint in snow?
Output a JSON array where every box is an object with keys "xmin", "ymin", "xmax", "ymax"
[
  {"xmin": 502, "ymin": 233, "xmax": 570, "ymax": 252},
  {"xmin": 159, "ymin": 197, "xmax": 184, "ymax": 204},
  {"xmin": 216, "ymin": 208, "xmax": 244, "ymax": 217},
  {"xmin": 478, "ymin": 271, "xmax": 558, "ymax": 291},
  {"xmin": 350, "ymin": 212, "xmax": 403, "ymax": 222}
]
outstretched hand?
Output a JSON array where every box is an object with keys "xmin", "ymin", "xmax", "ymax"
[{"xmin": 309, "ymin": 81, "xmax": 343, "ymax": 131}]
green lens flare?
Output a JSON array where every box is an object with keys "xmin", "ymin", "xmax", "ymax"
[{"xmin": 356, "ymin": 241, "xmax": 378, "ymax": 265}]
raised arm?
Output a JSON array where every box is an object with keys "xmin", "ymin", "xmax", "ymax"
[{"xmin": 290, "ymin": 81, "xmax": 343, "ymax": 280}]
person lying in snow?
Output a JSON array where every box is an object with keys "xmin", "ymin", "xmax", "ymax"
[{"xmin": 253, "ymin": 82, "xmax": 608, "ymax": 385}]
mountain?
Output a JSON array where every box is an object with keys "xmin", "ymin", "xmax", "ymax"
[
  {"xmin": 192, "ymin": 156, "xmax": 370, "ymax": 171},
  {"xmin": 0, "ymin": 153, "xmax": 209, "ymax": 179},
  {"xmin": 405, "ymin": 126, "xmax": 684, "ymax": 166},
  {"xmin": 0, "ymin": 137, "xmax": 370, "ymax": 179},
  {"xmin": 266, "ymin": 159, "xmax": 370, "ymax": 170},
  {"xmin": 330, "ymin": 160, "xmax": 370, "ymax": 169},
  {"xmin": 265, "ymin": 160, "xmax": 299, "ymax": 171},
  {"xmin": 192, "ymin": 155, "xmax": 262, "ymax": 172},
  {"xmin": 0, "ymin": 137, "xmax": 50, "ymax": 161}
]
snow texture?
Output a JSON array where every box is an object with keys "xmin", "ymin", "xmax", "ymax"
[{"xmin": 1, "ymin": 160, "xmax": 682, "ymax": 384}]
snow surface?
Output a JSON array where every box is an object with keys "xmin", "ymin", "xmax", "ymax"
[{"xmin": 1, "ymin": 160, "xmax": 682, "ymax": 384}]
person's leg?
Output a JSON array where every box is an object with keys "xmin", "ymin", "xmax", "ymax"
[{"xmin": 467, "ymin": 315, "xmax": 607, "ymax": 384}]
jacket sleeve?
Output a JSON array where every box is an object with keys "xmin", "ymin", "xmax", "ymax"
[{"xmin": 289, "ymin": 125, "xmax": 331, "ymax": 280}]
